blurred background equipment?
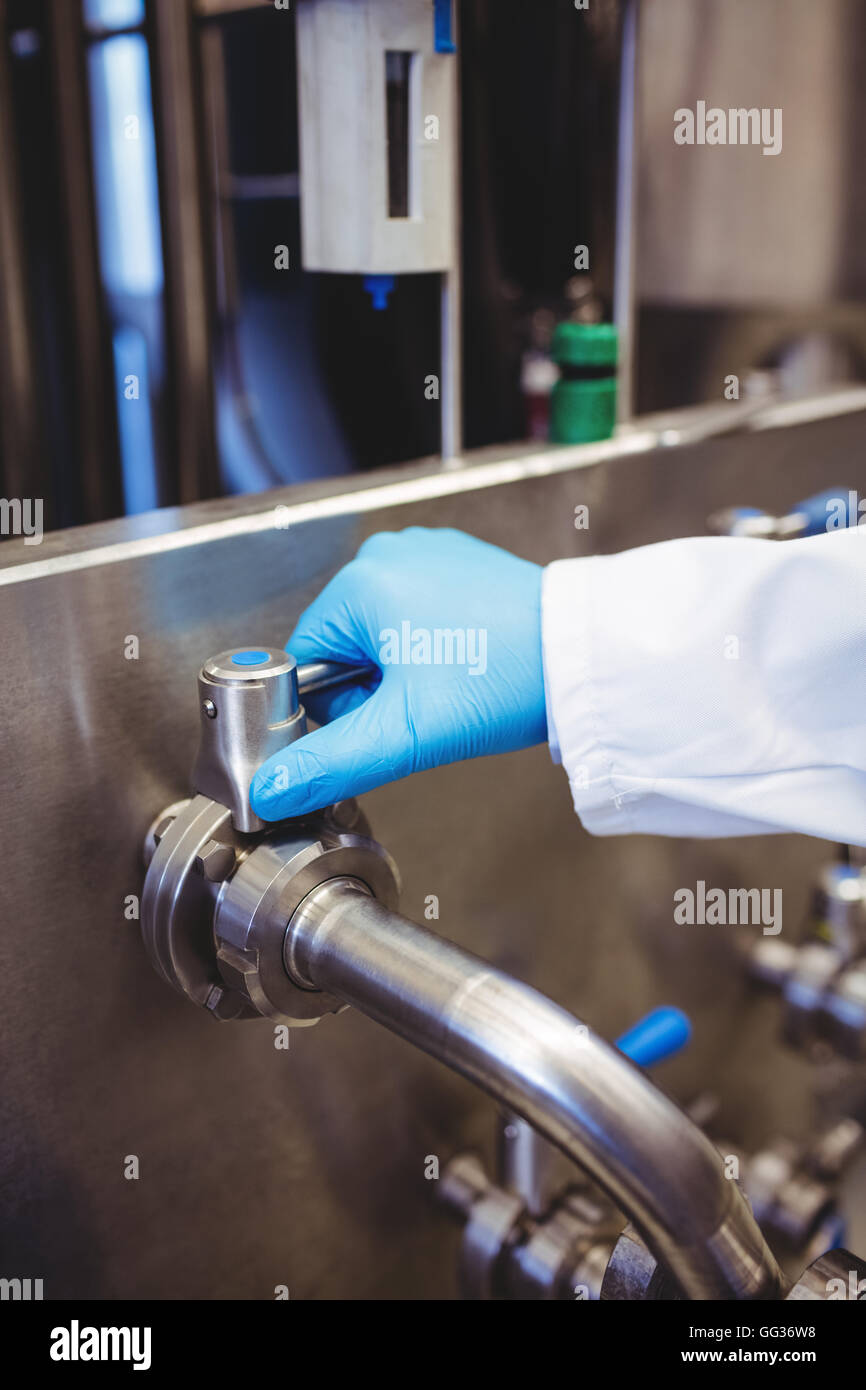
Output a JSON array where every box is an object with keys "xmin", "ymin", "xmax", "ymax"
[
  {"xmin": 636, "ymin": 0, "xmax": 866, "ymax": 412},
  {"xmin": 5, "ymin": 0, "xmax": 866, "ymax": 531},
  {"xmin": 0, "ymin": 0, "xmax": 623, "ymax": 526}
]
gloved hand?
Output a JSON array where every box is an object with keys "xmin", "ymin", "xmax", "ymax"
[{"xmin": 250, "ymin": 527, "xmax": 546, "ymax": 819}]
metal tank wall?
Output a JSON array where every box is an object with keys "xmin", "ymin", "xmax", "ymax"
[{"xmin": 1, "ymin": 399, "xmax": 865, "ymax": 1299}]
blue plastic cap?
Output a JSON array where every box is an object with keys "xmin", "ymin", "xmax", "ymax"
[
  {"xmin": 231, "ymin": 650, "xmax": 270, "ymax": 667},
  {"xmin": 363, "ymin": 274, "xmax": 395, "ymax": 311},
  {"xmin": 616, "ymin": 1007, "xmax": 691, "ymax": 1069}
]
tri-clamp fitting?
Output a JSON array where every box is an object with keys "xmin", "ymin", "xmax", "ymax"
[
  {"xmin": 141, "ymin": 644, "xmax": 792, "ymax": 1300},
  {"xmin": 745, "ymin": 860, "xmax": 866, "ymax": 1060},
  {"xmin": 142, "ymin": 646, "xmax": 396, "ymax": 1024}
]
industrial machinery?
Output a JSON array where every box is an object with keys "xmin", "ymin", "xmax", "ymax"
[
  {"xmin": 140, "ymin": 643, "xmax": 866, "ymax": 1300},
  {"xmin": 709, "ymin": 488, "xmax": 866, "ymax": 1067},
  {"xmin": 5, "ymin": 0, "xmax": 866, "ymax": 1331},
  {"xmin": 747, "ymin": 864, "xmax": 866, "ymax": 1062}
]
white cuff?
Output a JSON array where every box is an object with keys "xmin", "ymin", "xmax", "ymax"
[{"xmin": 542, "ymin": 556, "xmax": 645, "ymax": 833}]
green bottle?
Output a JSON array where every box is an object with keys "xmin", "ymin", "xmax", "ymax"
[{"xmin": 549, "ymin": 322, "xmax": 618, "ymax": 444}]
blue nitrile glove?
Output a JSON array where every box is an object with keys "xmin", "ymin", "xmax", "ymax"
[{"xmin": 250, "ymin": 527, "xmax": 546, "ymax": 819}]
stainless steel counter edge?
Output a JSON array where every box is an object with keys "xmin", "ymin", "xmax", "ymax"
[{"xmin": 3, "ymin": 386, "xmax": 866, "ymax": 587}]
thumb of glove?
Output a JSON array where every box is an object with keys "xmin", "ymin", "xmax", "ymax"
[{"xmin": 250, "ymin": 687, "xmax": 412, "ymax": 819}]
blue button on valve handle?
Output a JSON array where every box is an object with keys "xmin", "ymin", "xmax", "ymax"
[
  {"xmin": 616, "ymin": 1006, "xmax": 691, "ymax": 1069},
  {"xmin": 231, "ymin": 650, "xmax": 270, "ymax": 667}
]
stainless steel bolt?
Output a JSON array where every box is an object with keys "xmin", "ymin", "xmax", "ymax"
[{"xmin": 193, "ymin": 839, "xmax": 237, "ymax": 882}]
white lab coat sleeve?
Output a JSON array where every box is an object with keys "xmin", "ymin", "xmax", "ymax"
[{"xmin": 541, "ymin": 528, "xmax": 866, "ymax": 844}]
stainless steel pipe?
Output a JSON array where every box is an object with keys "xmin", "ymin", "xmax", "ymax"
[{"xmin": 286, "ymin": 877, "xmax": 785, "ymax": 1301}]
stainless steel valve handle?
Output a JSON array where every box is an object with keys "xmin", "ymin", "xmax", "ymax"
[{"xmin": 191, "ymin": 645, "xmax": 375, "ymax": 833}]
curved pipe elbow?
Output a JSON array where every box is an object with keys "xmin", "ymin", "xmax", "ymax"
[{"xmin": 287, "ymin": 879, "xmax": 785, "ymax": 1301}]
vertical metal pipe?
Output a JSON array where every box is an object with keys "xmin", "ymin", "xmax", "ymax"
[
  {"xmin": 287, "ymin": 878, "xmax": 785, "ymax": 1301},
  {"xmin": 498, "ymin": 1111, "xmax": 566, "ymax": 1219},
  {"xmin": 0, "ymin": 0, "xmax": 48, "ymax": 507},
  {"xmin": 441, "ymin": 269, "xmax": 463, "ymax": 462},
  {"xmin": 613, "ymin": 0, "xmax": 639, "ymax": 422},
  {"xmin": 46, "ymin": 0, "xmax": 123, "ymax": 523},
  {"xmin": 440, "ymin": 0, "xmax": 462, "ymax": 462},
  {"xmin": 151, "ymin": 0, "xmax": 219, "ymax": 504}
]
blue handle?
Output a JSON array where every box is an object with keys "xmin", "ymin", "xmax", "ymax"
[
  {"xmin": 793, "ymin": 487, "xmax": 855, "ymax": 536},
  {"xmin": 616, "ymin": 1007, "xmax": 691, "ymax": 1068},
  {"xmin": 724, "ymin": 490, "xmax": 858, "ymax": 537}
]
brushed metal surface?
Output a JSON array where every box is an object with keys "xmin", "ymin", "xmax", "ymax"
[{"xmin": 2, "ymin": 403, "xmax": 866, "ymax": 1299}]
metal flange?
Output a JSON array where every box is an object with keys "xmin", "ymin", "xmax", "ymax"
[
  {"xmin": 142, "ymin": 794, "xmax": 255, "ymax": 1020},
  {"xmin": 214, "ymin": 818, "xmax": 400, "ymax": 1024},
  {"xmin": 141, "ymin": 794, "xmax": 400, "ymax": 1026}
]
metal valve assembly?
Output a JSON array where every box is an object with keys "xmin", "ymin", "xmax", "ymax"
[
  {"xmin": 139, "ymin": 646, "xmax": 862, "ymax": 1302},
  {"xmin": 142, "ymin": 646, "xmax": 397, "ymax": 1024}
]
